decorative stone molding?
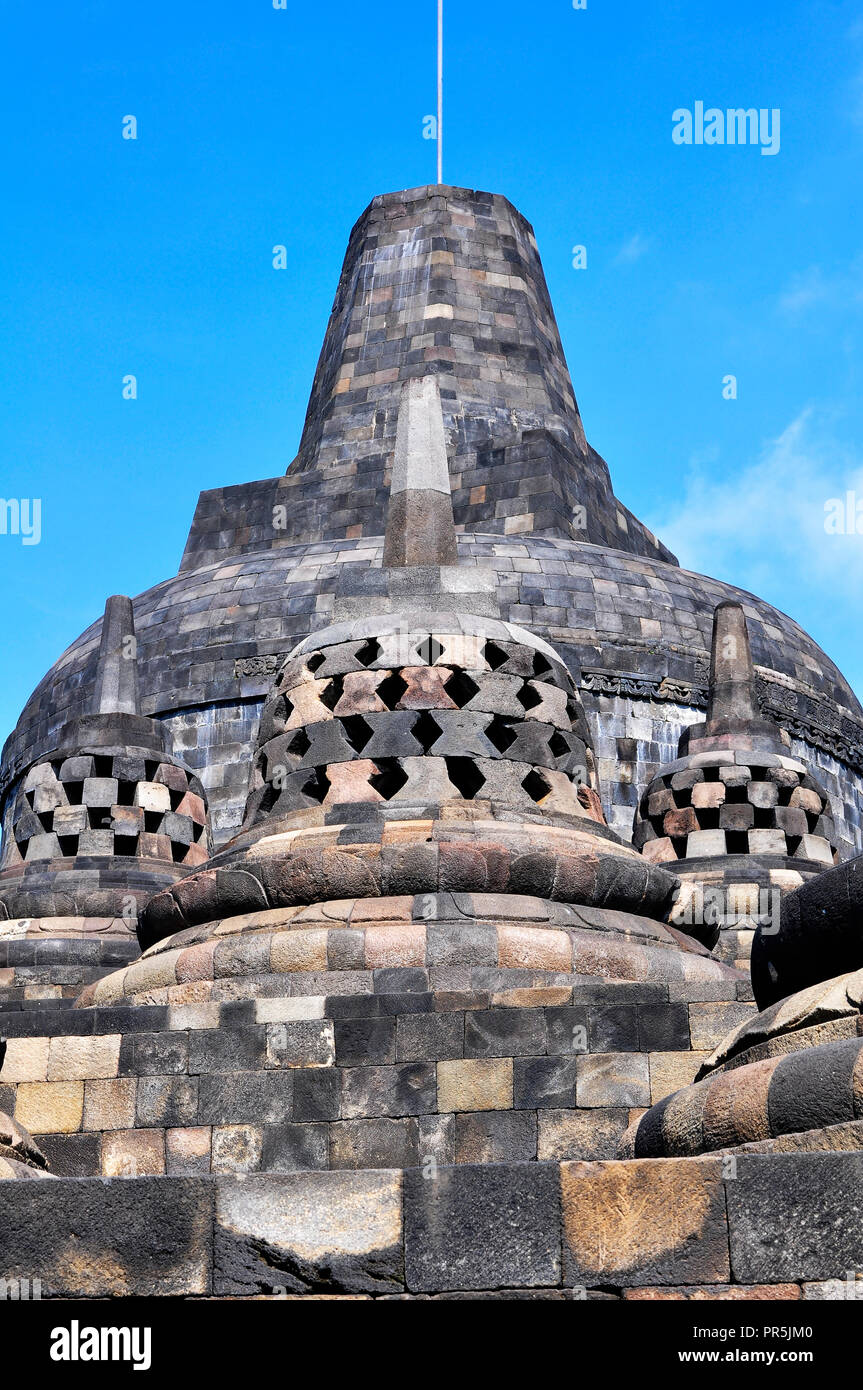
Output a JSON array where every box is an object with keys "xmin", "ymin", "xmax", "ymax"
[{"xmin": 580, "ymin": 668, "xmax": 863, "ymax": 773}]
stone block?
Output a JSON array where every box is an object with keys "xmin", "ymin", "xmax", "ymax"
[
  {"xmin": 454, "ymin": 1110, "xmax": 537, "ymax": 1163},
  {"xmin": 83, "ymin": 1077, "xmax": 137, "ymax": 1131},
  {"xmin": 186, "ymin": 1027, "xmax": 268, "ymax": 1074},
  {"xmin": 513, "ymin": 1056, "xmax": 579, "ymax": 1109},
  {"xmin": 537, "ymin": 1108, "xmax": 630, "ymax": 1161},
  {"xmin": 259, "ymin": 1122, "xmax": 329, "ymax": 1172},
  {"xmin": 589, "ymin": 1005, "xmax": 639, "ymax": 1052},
  {"xmin": 16, "ymin": 1080, "xmax": 84, "ymax": 1134},
  {"xmin": 463, "ymin": 1007, "xmax": 546, "ymax": 1057},
  {"xmin": 341, "ymin": 1063, "xmax": 436, "ymax": 1118},
  {"xmin": 329, "ymin": 1117, "xmax": 419, "ymax": 1169},
  {"xmin": 638, "ymin": 1003, "xmax": 691, "ymax": 1052},
  {"xmin": 136, "ymin": 1075, "xmax": 200, "ymax": 1127},
  {"xmin": 576, "ymin": 1054, "xmax": 650, "ymax": 1108},
  {"xmin": 728, "ymin": 1154, "xmax": 863, "ymax": 1283},
  {"xmin": 292, "ymin": 1068, "xmax": 341, "ymax": 1122},
  {"xmin": 437, "ymin": 1058, "xmax": 513, "ymax": 1112},
  {"xmin": 166, "ymin": 1127, "xmax": 212, "ymax": 1176},
  {"xmin": 688, "ymin": 1002, "xmax": 756, "ymax": 1051},
  {"xmin": 396, "ymin": 1012, "xmax": 464, "ymax": 1061},
  {"xmin": 215, "ymin": 1170, "xmax": 403, "ymax": 1295},
  {"xmin": 0, "ymin": 1036, "xmax": 49, "ymax": 1082},
  {"xmin": 265, "ymin": 1020, "xmax": 335, "ymax": 1068},
  {"xmin": 0, "ymin": 1176, "xmax": 212, "ymax": 1295},
  {"xmin": 211, "ymin": 1124, "xmax": 263, "ymax": 1174},
  {"xmin": 197, "ymin": 1071, "xmax": 294, "ymax": 1126},
  {"xmin": 47, "ymin": 1034, "xmax": 121, "ymax": 1081},
  {"xmin": 404, "ymin": 1163, "xmax": 560, "ymax": 1292},
  {"xmin": 101, "ymin": 1128, "xmax": 166, "ymax": 1177},
  {"xmin": 561, "ymin": 1158, "xmax": 730, "ymax": 1286},
  {"xmin": 125, "ymin": 1031, "xmax": 189, "ymax": 1075},
  {"xmin": 545, "ymin": 1006, "xmax": 589, "ymax": 1055},
  {"xmin": 649, "ymin": 1052, "xmax": 710, "ymax": 1105},
  {"xmin": 334, "ymin": 1016, "xmax": 396, "ymax": 1065}
]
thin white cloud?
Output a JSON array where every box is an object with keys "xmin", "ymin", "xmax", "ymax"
[
  {"xmin": 777, "ymin": 257, "xmax": 863, "ymax": 316},
  {"xmin": 645, "ymin": 411, "xmax": 863, "ymax": 695},
  {"xmin": 614, "ymin": 233, "xmax": 648, "ymax": 265}
]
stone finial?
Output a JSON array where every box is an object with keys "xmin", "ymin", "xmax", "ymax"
[
  {"xmin": 707, "ymin": 601, "xmax": 758, "ymax": 725},
  {"xmin": 92, "ymin": 595, "xmax": 140, "ymax": 716},
  {"xmin": 382, "ymin": 376, "xmax": 458, "ymax": 568}
]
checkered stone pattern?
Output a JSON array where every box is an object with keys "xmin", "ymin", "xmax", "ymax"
[
  {"xmin": 243, "ymin": 629, "xmax": 601, "ymax": 829},
  {"xmin": 5, "ymin": 534, "xmax": 863, "ymax": 862},
  {"xmin": 6, "ymin": 755, "xmax": 210, "ymax": 870},
  {"xmin": 633, "ymin": 751, "xmax": 838, "ymax": 866}
]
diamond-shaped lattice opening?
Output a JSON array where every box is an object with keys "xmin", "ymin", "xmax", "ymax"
[
  {"xmin": 57, "ymin": 836, "xmax": 79, "ymax": 857},
  {"xmin": 415, "ymin": 636, "xmax": 444, "ymax": 665},
  {"xmin": 340, "ymin": 715, "xmax": 373, "ymax": 753},
  {"xmin": 114, "ymin": 836, "xmax": 138, "ymax": 857},
  {"xmin": 377, "ymin": 672, "xmax": 409, "ymax": 710},
  {"xmin": 412, "ymin": 711, "xmax": 442, "ymax": 753},
  {"xmin": 532, "ymin": 652, "xmax": 553, "ymax": 679},
  {"xmin": 320, "ymin": 675, "xmax": 344, "ymax": 711},
  {"xmin": 483, "ymin": 640, "xmax": 508, "ymax": 672},
  {"xmin": 443, "ymin": 670, "xmax": 480, "ymax": 709},
  {"xmin": 486, "ymin": 714, "xmax": 517, "ymax": 754},
  {"xmin": 369, "ymin": 758, "xmax": 409, "ymax": 800},
  {"xmin": 301, "ymin": 767, "xmax": 331, "ymax": 804},
  {"xmin": 306, "ymin": 652, "xmax": 325, "ymax": 673},
  {"xmin": 62, "ymin": 782, "xmax": 84, "ymax": 806},
  {"xmin": 445, "ymin": 757, "xmax": 486, "ymax": 800},
  {"xmin": 37, "ymin": 811, "xmax": 54, "ymax": 832},
  {"xmin": 355, "ymin": 638, "xmax": 382, "ymax": 668},
  {"xmin": 548, "ymin": 731, "xmax": 570, "ymax": 759},
  {"xmin": 516, "ymin": 682, "xmax": 543, "ymax": 711},
  {"xmin": 522, "ymin": 769, "xmax": 551, "ymax": 803},
  {"xmin": 286, "ymin": 728, "xmax": 311, "ymax": 757}
]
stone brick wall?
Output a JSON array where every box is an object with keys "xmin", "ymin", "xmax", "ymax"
[
  {"xmin": 2, "ymin": 1154, "xmax": 862, "ymax": 1297},
  {"xmin": 0, "ymin": 974, "xmax": 754, "ymax": 1180}
]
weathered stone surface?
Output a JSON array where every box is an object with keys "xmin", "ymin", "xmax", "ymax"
[
  {"xmin": 404, "ymin": 1163, "xmax": 560, "ymax": 1292},
  {"xmin": 215, "ymin": 1171, "xmax": 403, "ymax": 1295},
  {"xmin": 727, "ymin": 1153, "xmax": 863, "ymax": 1283},
  {"xmin": 561, "ymin": 1159, "xmax": 729, "ymax": 1286},
  {"xmin": 0, "ymin": 1177, "xmax": 212, "ymax": 1295}
]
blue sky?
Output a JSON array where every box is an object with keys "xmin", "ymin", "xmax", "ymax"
[{"xmin": 1, "ymin": 0, "xmax": 862, "ymax": 746}]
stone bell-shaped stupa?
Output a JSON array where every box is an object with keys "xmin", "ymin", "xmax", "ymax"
[
  {"xmin": 0, "ymin": 595, "xmax": 211, "ymax": 1005},
  {"xmin": 80, "ymin": 378, "xmax": 735, "ymax": 1010}
]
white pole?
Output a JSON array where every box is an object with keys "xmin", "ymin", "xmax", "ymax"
[{"xmin": 437, "ymin": 0, "xmax": 443, "ymax": 184}]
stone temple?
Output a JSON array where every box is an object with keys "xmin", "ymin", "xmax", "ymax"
[{"xmin": 2, "ymin": 184, "xmax": 863, "ymax": 1299}]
